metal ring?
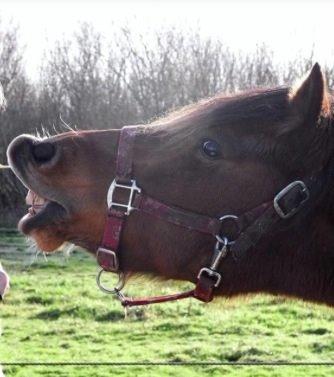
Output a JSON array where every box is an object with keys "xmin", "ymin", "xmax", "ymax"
[
  {"xmin": 215, "ymin": 235, "xmax": 229, "ymax": 246},
  {"xmin": 218, "ymin": 214, "xmax": 240, "ymax": 244},
  {"xmin": 96, "ymin": 269, "xmax": 126, "ymax": 295},
  {"xmin": 219, "ymin": 214, "xmax": 238, "ymax": 222}
]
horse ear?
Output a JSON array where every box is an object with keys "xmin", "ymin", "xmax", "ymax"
[{"xmin": 289, "ymin": 63, "xmax": 330, "ymax": 125}]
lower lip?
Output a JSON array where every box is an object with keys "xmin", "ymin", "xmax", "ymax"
[
  {"xmin": 19, "ymin": 201, "xmax": 67, "ymax": 235},
  {"xmin": 19, "ymin": 212, "xmax": 35, "ymax": 233}
]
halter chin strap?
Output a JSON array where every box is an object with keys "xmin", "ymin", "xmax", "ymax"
[{"xmin": 96, "ymin": 126, "xmax": 330, "ymax": 307}]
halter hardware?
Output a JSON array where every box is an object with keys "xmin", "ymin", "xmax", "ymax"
[
  {"xmin": 197, "ymin": 237, "xmax": 229, "ymax": 288},
  {"xmin": 218, "ymin": 215, "xmax": 239, "ymax": 243},
  {"xmin": 96, "ymin": 126, "xmax": 330, "ymax": 308},
  {"xmin": 96, "ymin": 247, "xmax": 119, "ymax": 272},
  {"xmin": 274, "ymin": 180, "xmax": 310, "ymax": 219},
  {"xmin": 96, "ymin": 269, "xmax": 125, "ymax": 294},
  {"xmin": 107, "ymin": 179, "xmax": 141, "ymax": 215}
]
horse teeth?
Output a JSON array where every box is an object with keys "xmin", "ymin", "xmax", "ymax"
[
  {"xmin": 26, "ymin": 189, "xmax": 49, "ymax": 215},
  {"xmin": 26, "ymin": 189, "xmax": 47, "ymax": 206}
]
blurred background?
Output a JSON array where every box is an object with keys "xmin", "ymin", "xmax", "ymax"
[{"xmin": 0, "ymin": 0, "xmax": 333, "ymax": 224}]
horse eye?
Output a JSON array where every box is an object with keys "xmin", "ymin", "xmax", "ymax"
[{"xmin": 202, "ymin": 140, "xmax": 221, "ymax": 158}]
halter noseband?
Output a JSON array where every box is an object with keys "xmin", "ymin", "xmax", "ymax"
[{"xmin": 96, "ymin": 126, "xmax": 328, "ymax": 307}]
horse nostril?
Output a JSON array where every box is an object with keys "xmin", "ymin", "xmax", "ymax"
[{"xmin": 32, "ymin": 142, "xmax": 56, "ymax": 164}]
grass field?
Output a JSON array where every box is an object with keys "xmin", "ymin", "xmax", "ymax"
[{"xmin": 1, "ymin": 230, "xmax": 334, "ymax": 376}]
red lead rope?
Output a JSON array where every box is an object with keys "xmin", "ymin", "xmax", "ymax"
[{"xmin": 119, "ymin": 289, "xmax": 196, "ymax": 307}]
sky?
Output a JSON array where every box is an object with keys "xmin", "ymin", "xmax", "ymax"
[{"xmin": 0, "ymin": 0, "xmax": 333, "ymax": 79}]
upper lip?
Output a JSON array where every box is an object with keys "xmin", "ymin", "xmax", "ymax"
[{"xmin": 7, "ymin": 148, "xmax": 66, "ymax": 212}]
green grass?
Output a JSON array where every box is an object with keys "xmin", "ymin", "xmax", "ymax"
[{"xmin": 1, "ymin": 233, "xmax": 334, "ymax": 376}]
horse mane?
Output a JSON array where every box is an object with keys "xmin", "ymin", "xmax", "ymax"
[
  {"xmin": 150, "ymin": 87, "xmax": 292, "ymax": 131},
  {"xmin": 151, "ymin": 85, "xmax": 334, "ymax": 131}
]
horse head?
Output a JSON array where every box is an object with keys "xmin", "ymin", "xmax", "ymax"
[{"xmin": 7, "ymin": 63, "xmax": 334, "ymax": 305}]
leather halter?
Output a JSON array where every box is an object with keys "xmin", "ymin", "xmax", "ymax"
[{"xmin": 96, "ymin": 126, "xmax": 331, "ymax": 307}]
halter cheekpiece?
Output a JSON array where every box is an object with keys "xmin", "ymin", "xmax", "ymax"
[{"xmin": 96, "ymin": 125, "xmax": 328, "ymax": 307}]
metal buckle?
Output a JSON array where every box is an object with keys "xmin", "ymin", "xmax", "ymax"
[
  {"xmin": 107, "ymin": 179, "xmax": 141, "ymax": 215},
  {"xmin": 274, "ymin": 180, "xmax": 310, "ymax": 219},
  {"xmin": 97, "ymin": 247, "xmax": 119, "ymax": 271},
  {"xmin": 197, "ymin": 267, "xmax": 222, "ymax": 288}
]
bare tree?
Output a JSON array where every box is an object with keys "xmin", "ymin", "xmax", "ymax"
[
  {"xmin": 1, "ymin": 22, "xmax": 333, "ymax": 224},
  {"xmin": 0, "ymin": 21, "xmax": 31, "ymax": 225}
]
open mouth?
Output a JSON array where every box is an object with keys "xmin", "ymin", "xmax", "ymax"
[
  {"xmin": 7, "ymin": 134, "xmax": 69, "ymax": 239},
  {"xmin": 19, "ymin": 189, "xmax": 67, "ymax": 235}
]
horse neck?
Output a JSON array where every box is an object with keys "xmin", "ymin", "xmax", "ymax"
[
  {"xmin": 218, "ymin": 189, "xmax": 334, "ymax": 305},
  {"xmin": 270, "ymin": 211, "xmax": 334, "ymax": 305},
  {"xmin": 220, "ymin": 115, "xmax": 334, "ymax": 305}
]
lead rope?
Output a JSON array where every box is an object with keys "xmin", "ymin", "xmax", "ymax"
[{"xmin": 97, "ymin": 236, "xmax": 231, "ymax": 307}]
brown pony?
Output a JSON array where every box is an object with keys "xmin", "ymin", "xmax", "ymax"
[{"xmin": 7, "ymin": 63, "xmax": 334, "ymax": 305}]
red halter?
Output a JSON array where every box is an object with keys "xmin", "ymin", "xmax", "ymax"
[{"xmin": 96, "ymin": 126, "xmax": 313, "ymax": 307}]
